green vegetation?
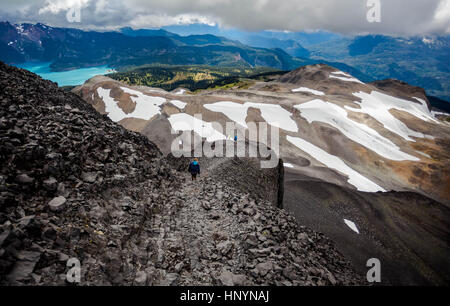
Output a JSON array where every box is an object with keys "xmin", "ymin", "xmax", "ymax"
[
  {"xmin": 107, "ymin": 65, "xmax": 285, "ymax": 92},
  {"xmin": 60, "ymin": 85, "xmax": 76, "ymax": 92}
]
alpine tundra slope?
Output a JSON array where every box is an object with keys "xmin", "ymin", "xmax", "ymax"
[{"xmin": 74, "ymin": 63, "xmax": 450, "ymax": 285}]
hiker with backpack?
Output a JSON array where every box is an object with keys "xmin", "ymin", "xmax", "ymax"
[{"xmin": 188, "ymin": 158, "xmax": 200, "ymax": 181}]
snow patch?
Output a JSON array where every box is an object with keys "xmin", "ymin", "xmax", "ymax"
[
  {"xmin": 294, "ymin": 99, "xmax": 420, "ymax": 161},
  {"xmin": 431, "ymin": 110, "xmax": 449, "ymax": 118},
  {"xmin": 292, "ymin": 87, "xmax": 325, "ymax": 96},
  {"xmin": 96, "ymin": 87, "xmax": 165, "ymax": 122},
  {"xmin": 169, "ymin": 100, "xmax": 187, "ymax": 109},
  {"xmin": 331, "ymin": 71, "xmax": 352, "ymax": 77},
  {"xmin": 413, "ymin": 97, "xmax": 442, "ymax": 123},
  {"xmin": 168, "ymin": 113, "xmax": 226, "ymax": 142},
  {"xmin": 284, "ymin": 163, "xmax": 294, "ymax": 168},
  {"xmin": 422, "ymin": 37, "xmax": 434, "ymax": 45},
  {"xmin": 415, "ymin": 150, "xmax": 431, "ymax": 159},
  {"xmin": 16, "ymin": 24, "xmax": 24, "ymax": 33},
  {"xmin": 329, "ymin": 74, "xmax": 364, "ymax": 84},
  {"xmin": 246, "ymin": 102, "xmax": 298, "ymax": 132},
  {"xmin": 286, "ymin": 135, "xmax": 385, "ymax": 192},
  {"xmin": 349, "ymin": 91, "xmax": 437, "ymax": 141},
  {"xmin": 343, "ymin": 219, "xmax": 360, "ymax": 234},
  {"xmin": 204, "ymin": 101, "xmax": 298, "ymax": 132},
  {"xmin": 203, "ymin": 101, "xmax": 248, "ymax": 128},
  {"xmin": 175, "ymin": 89, "xmax": 186, "ymax": 95}
]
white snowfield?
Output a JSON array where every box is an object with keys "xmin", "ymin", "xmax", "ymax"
[
  {"xmin": 169, "ymin": 100, "xmax": 187, "ymax": 109},
  {"xmin": 329, "ymin": 71, "xmax": 364, "ymax": 84},
  {"xmin": 294, "ymin": 99, "xmax": 420, "ymax": 161},
  {"xmin": 331, "ymin": 71, "xmax": 352, "ymax": 77},
  {"xmin": 97, "ymin": 87, "xmax": 166, "ymax": 122},
  {"xmin": 203, "ymin": 101, "xmax": 298, "ymax": 132},
  {"xmin": 348, "ymin": 91, "xmax": 436, "ymax": 141},
  {"xmin": 343, "ymin": 219, "xmax": 360, "ymax": 234},
  {"xmin": 284, "ymin": 163, "xmax": 294, "ymax": 168},
  {"xmin": 174, "ymin": 89, "xmax": 186, "ymax": 95},
  {"xmin": 168, "ymin": 113, "xmax": 226, "ymax": 142},
  {"xmin": 413, "ymin": 97, "xmax": 441, "ymax": 123},
  {"xmin": 291, "ymin": 87, "xmax": 325, "ymax": 96},
  {"xmin": 203, "ymin": 101, "xmax": 248, "ymax": 128},
  {"xmin": 286, "ymin": 135, "xmax": 385, "ymax": 192},
  {"xmin": 431, "ymin": 110, "xmax": 449, "ymax": 119}
]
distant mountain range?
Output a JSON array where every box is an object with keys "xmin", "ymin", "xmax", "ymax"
[
  {"xmin": 0, "ymin": 21, "xmax": 310, "ymax": 72},
  {"xmin": 162, "ymin": 24, "xmax": 450, "ymax": 101},
  {"xmin": 0, "ymin": 21, "xmax": 448, "ymax": 101},
  {"xmin": 0, "ymin": 22, "xmax": 367, "ymax": 80},
  {"xmin": 308, "ymin": 34, "xmax": 450, "ymax": 101},
  {"xmin": 161, "ymin": 23, "xmax": 342, "ymax": 47}
]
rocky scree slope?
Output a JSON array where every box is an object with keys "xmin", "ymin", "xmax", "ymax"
[{"xmin": 0, "ymin": 62, "xmax": 362, "ymax": 285}]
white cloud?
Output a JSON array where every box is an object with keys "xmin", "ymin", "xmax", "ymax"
[
  {"xmin": 129, "ymin": 13, "xmax": 216, "ymax": 28},
  {"xmin": 38, "ymin": 0, "xmax": 89, "ymax": 15},
  {"xmin": 435, "ymin": 0, "xmax": 450, "ymax": 21},
  {"xmin": 1, "ymin": 0, "xmax": 449, "ymax": 35},
  {"xmin": 434, "ymin": 0, "xmax": 450, "ymax": 33}
]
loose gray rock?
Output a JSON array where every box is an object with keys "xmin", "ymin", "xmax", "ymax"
[
  {"xmin": 48, "ymin": 196, "xmax": 66, "ymax": 212},
  {"xmin": 202, "ymin": 201, "xmax": 211, "ymax": 210},
  {"xmin": 218, "ymin": 269, "xmax": 235, "ymax": 286},
  {"xmin": 6, "ymin": 250, "xmax": 41, "ymax": 283},
  {"xmin": 81, "ymin": 172, "xmax": 97, "ymax": 183},
  {"xmin": 16, "ymin": 174, "xmax": 34, "ymax": 184},
  {"xmin": 134, "ymin": 271, "xmax": 147, "ymax": 285},
  {"xmin": 217, "ymin": 240, "xmax": 233, "ymax": 256},
  {"xmin": 160, "ymin": 273, "xmax": 179, "ymax": 286},
  {"xmin": 43, "ymin": 177, "xmax": 58, "ymax": 191},
  {"xmin": 255, "ymin": 262, "xmax": 273, "ymax": 276}
]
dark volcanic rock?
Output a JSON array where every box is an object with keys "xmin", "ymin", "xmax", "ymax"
[{"xmin": 0, "ymin": 61, "xmax": 175, "ymax": 285}]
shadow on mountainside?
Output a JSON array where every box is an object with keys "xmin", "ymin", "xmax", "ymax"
[{"xmin": 283, "ymin": 170, "xmax": 450, "ymax": 286}]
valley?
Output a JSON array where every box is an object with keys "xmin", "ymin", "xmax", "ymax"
[
  {"xmin": 2, "ymin": 21, "xmax": 448, "ymax": 102},
  {"xmin": 107, "ymin": 65, "xmax": 282, "ymax": 92},
  {"xmin": 0, "ymin": 22, "xmax": 307, "ymax": 73},
  {"xmin": 14, "ymin": 61, "xmax": 115, "ymax": 87}
]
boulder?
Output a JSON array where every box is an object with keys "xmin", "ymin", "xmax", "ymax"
[{"xmin": 6, "ymin": 250, "xmax": 41, "ymax": 283}]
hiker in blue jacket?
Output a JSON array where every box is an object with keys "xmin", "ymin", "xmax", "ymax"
[{"xmin": 188, "ymin": 158, "xmax": 200, "ymax": 181}]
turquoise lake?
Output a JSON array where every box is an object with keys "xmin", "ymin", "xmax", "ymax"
[{"xmin": 14, "ymin": 62, "xmax": 114, "ymax": 87}]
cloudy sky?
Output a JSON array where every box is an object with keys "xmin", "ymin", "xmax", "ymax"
[{"xmin": 0, "ymin": 0, "xmax": 449, "ymax": 36}]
